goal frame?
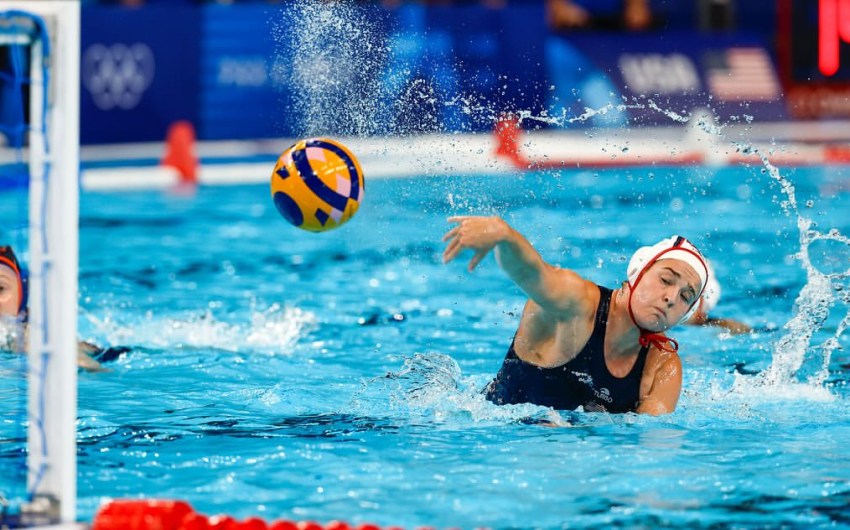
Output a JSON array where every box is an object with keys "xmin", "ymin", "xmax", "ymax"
[{"xmin": 0, "ymin": 2, "xmax": 80, "ymax": 524}]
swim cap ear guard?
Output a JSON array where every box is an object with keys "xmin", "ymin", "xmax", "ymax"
[
  {"xmin": 627, "ymin": 235, "xmax": 709, "ymax": 325},
  {"xmin": 699, "ymin": 261, "xmax": 720, "ymax": 314}
]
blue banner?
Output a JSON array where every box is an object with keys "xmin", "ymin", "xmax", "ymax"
[
  {"xmin": 549, "ymin": 32, "xmax": 787, "ymax": 126},
  {"xmin": 198, "ymin": 4, "xmax": 296, "ymax": 140},
  {"xmin": 78, "ymin": 3, "xmax": 787, "ymax": 143},
  {"xmin": 80, "ymin": 6, "xmax": 201, "ymax": 144},
  {"xmin": 424, "ymin": 4, "xmax": 549, "ymax": 128},
  {"xmin": 196, "ymin": 3, "xmax": 548, "ymax": 139}
]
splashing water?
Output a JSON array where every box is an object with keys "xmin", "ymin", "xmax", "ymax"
[
  {"xmin": 648, "ymin": 104, "xmax": 850, "ymax": 391},
  {"xmin": 275, "ymin": 1, "xmax": 509, "ymax": 137},
  {"xmin": 350, "ymin": 352, "xmax": 567, "ymax": 425},
  {"xmin": 274, "ymin": 0, "xmax": 387, "ymax": 137},
  {"xmin": 81, "ymin": 304, "xmax": 317, "ymax": 355},
  {"xmin": 737, "ymin": 151, "xmax": 850, "ymax": 388},
  {"xmin": 0, "ymin": 316, "xmax": 25, "ymax": 353}
]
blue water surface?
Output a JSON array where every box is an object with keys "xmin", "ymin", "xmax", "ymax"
[{"xmin": 2, "ymin": 164, "xmax": 850, "ymax": 528}]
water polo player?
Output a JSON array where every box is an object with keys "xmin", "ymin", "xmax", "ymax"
[
  {"xmin": 442, "ymin": 216, "xmax": 709, "ymax": 415},
  {"xmin": 0, "ymin": 245, "xmax": 125, "ymax": 370}
]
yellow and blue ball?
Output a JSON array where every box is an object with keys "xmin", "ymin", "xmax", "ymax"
[{"xmin": 270, "ymin": 138, "xmax": 364, "ymax": 232}]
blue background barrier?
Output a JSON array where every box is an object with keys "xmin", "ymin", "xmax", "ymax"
[
  {"xmin": 80, "ymin": 5, "xmax": 201, "ymax": 144},
  {"xmin": 77, "ymin": 1, "xmax": 798, "ymax": 144},
  {"xmin": 554, "ymin": 32, "xmax": 788, "ymax": 126},
  {"xmin": 199, "ymin": 4, "xmax": 296, "ymax": 140}
]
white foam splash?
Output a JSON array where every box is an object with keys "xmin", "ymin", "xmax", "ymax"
[
  {"xmin": 679, "ymin": 370, "xmax": 836, "ymax": 425},
  {"xmin": 82, "ymin": 304, "xmax": 317, "ymax": 355},
  {"xmin": 352, "ymin": 352, "xmax": 569, "ymax": 425},
  {"xmin": 0, "ymin": 316, "xmax": 25, "ymax": 353},
  {"xmin": 516, "ymin": 97, "xmax": 669, "ymax": 128},
  {"xmin": 728, "ymin": 371, "xmax": 835, "ymax": 404}
]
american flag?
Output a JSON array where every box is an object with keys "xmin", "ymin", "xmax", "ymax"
[{"xmin": 705, "ymin": 47, "xmax": 781, "ymax": 102}]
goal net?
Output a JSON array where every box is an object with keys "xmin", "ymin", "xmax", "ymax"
[{"xmin": 0, "ymin": 2, "xmax": 80, "ymax": 525}]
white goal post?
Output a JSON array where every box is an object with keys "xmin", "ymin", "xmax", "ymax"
[{"xmin": 0, "ymin": 1, "xmax": 80, "ymax": 524}]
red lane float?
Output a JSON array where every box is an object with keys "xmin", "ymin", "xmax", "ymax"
[
  {"xmin": 92, "ymin": 500, "xmax": 440, "ymax": 530},
  {"xmin": 493, "ymin": 114, "xmax": 850, "ymax": 168}
]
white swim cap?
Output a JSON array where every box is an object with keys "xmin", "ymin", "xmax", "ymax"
[
  {"xmin": 627, "ymin": 235, "xmax": 709, "ymax": 324},
  {"xmin": 700, "ymin": 260, "xmax": 721, "ymax": 313}
]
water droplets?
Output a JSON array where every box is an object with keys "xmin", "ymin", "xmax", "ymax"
[
  {"xmin": 277, "ymin": 0, "xmax": 387, "ymax": 136},
  {"xmin": 722, "ymin": 140, "xmax": 850, "ymax": 389}
]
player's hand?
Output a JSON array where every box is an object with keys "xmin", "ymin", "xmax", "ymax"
[{"xmin": 442, "ymin": 216, "xmax": 508, "ymax": 271}]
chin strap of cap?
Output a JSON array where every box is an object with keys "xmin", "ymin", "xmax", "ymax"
[{"xmin": 638, "ymin": 330, "xmax": 679, "ymax": 352}]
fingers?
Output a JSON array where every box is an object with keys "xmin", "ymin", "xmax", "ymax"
[
  {"xmin": 468, "ymin": 249, "xmax": 489, "ymax": 271},
  {"xmin": 442, "ymin": 235, "xmax": 462, "ymax": 263},
  {"xmin": 443, "ymin": 216, "xmax": 492, "ymax": 270},
  {"xmin": 446, "ymin": 216, "xmax": 470, "ymax": 224}
]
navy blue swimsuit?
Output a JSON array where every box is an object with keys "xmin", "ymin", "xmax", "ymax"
[{"xmin": 484, "ymin": 285, "xmax": 649, "ymax": 413}]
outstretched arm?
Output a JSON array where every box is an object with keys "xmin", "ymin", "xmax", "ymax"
[
  {"xmin": 442, "ymin": 216, "xmax": 585, "ymax": 316},
  {"xmin": 3, "ymin": 325, "xmax": 106, "ymax": 372}
]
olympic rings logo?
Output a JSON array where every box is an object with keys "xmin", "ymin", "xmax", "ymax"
[{"xmin": 82, "ymin": 43, "xmax": 155, "ymax": 111}]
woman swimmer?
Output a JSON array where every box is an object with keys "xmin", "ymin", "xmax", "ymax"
[
  {"xmin": 442, "ymin": 216, "xmax": 710, "ymax": 415},
  {"xmin": 0, "ymin": 245, "xmax": 119, "ymax": 371}
]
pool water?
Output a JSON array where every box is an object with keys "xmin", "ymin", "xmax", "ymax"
[{"xmin": 2, "ymin": 164, "xmax": 850, "ymax": 528}]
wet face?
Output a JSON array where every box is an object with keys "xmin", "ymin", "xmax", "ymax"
[
  {"xmin": 0, "ymin": 264, "xmax": 20, "ymax": 317},
  {"xmin": 631, "ymin": 259, "xmax": 701, "ymax": 332}
]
